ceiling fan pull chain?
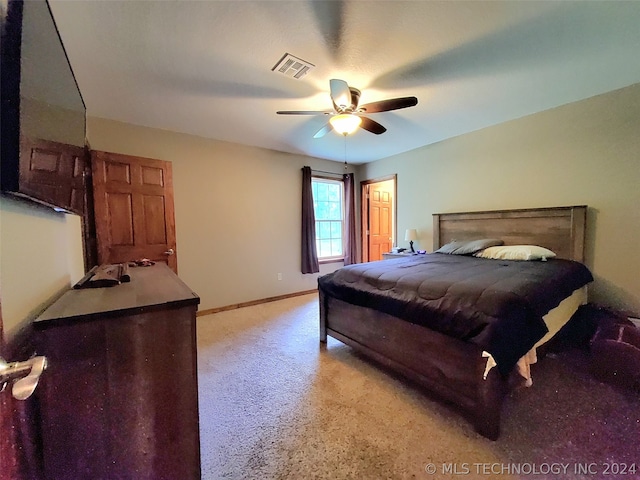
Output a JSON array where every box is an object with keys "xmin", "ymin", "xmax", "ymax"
[{"xmin": 344, "ymin": 133, "xmax": 348, "ymax": 170}]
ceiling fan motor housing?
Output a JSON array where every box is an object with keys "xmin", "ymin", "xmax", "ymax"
[
  {"xmin": 348, "ymin": 88, "xmax": 361, "ymax": 112},
  {"xmin": 333, "ymin": 87, "xmax": 361, "ymax": 113}
]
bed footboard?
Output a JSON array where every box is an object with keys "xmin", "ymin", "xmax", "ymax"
[{"xmin": 319, "ymin": 289, "xmax": 507, "ymax": 440}]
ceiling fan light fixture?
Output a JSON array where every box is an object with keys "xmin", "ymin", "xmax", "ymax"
[{"xmin": 329, "ymin": 114, "xmax": 361, "ymax": 135}]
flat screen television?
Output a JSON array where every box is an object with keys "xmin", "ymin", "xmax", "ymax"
[{"xmin": 1, "ymin": 0, "xmax": 87, "ymax": 213}]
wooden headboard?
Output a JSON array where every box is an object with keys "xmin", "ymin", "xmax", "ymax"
[{"xmin": 433, "ymin": 206, "xmax": 587, "ymax": 262}]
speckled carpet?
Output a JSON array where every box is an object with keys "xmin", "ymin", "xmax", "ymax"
[{"xmin": 196, "ymin": 293, "xmax": 640, "ymax": 480}]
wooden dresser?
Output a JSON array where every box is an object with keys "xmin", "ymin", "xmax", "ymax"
[{"xmin": 33, "ymin": 263, "xmax": 200, "ymax": 480}]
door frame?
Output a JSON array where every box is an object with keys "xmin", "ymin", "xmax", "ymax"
[{"xmin": 360, "ymin": 174, "xmax": 397, "ymax": 262}]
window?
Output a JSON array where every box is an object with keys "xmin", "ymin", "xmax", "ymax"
[{"xmin": 312, "ymin": 177, "xmax": 344, "ymax": 260}]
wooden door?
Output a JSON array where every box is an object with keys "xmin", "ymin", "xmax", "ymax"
[
  {"xmin": 18, "ymin": 137, "xmax": 87, "ymax": 215},
  {"xmin": 0, "ymin": 302, "xmax": 17, "ymax": 480},
  {"xmin": 367, "ymin": 180, "xmax": 395, "ymax": 261},
  {"xmin": 92, "ymin": 151, "xmax": 178, "ymax": 272},
  {"xmin": 0, "ymin": 303, "xmax": 41, "ymax": 480}
]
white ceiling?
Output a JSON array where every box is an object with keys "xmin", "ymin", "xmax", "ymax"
[{"xmin": 48, "ymin": 0, "xmax": 640, "ymax": 165}]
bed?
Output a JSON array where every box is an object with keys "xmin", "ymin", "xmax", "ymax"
[{"xmin": 318, "ymin": 205, "xmax": 592, "ymax": 440}]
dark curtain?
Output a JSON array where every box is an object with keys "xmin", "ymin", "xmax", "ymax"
[
  {"xmin": 301, "ymin": 166, "xmax": 319, "ymax": 274},
  {"xmin": 343, "ymin": 173, "xmax": 358, "ymax": 265}
]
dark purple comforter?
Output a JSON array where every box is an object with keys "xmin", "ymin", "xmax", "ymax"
[{"xmin": 318, "ymin": 253, "xmax": 593, "ymax": 375}]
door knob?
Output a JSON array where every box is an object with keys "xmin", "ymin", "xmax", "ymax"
[
  {"xmin": 164, "ymin": 248, "xmax": 175, "ymax": 256},
  {"xmin": 0, "ymin": 356, "xmax": 48, "ymax": 400}
]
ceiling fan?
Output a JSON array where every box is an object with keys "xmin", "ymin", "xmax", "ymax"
[{"xmin": 277, "ymin": 79, "xmax": 418, "ymax": 138}]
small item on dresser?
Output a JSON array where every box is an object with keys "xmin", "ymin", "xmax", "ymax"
[
  {"xmin": 73, "ymin": 265, "xmax": 100, "ymax": 289},
  {"xmin": 119, "ymin": 262, "xmax": 131, "ymax": 282},
  {"xmin": 74, "ymin": 264, "xmax": 127, "ymax": 288},
  {"xmin": 87, "ymin": 264, "xmax": 121, "ymax": 288},
  {"xmin": 132, "ymin": 258, "xmax": 156, "ymax": 267}
]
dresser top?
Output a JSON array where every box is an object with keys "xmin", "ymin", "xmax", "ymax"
[{"xmin": 35, "ymin": 263, "xmax": 199, "ymax": 326}]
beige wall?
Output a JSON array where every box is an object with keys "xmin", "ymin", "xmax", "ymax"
[
  {"xmin": 360, "ymin": 83, "xmax": 640, "ymax": 315},
  {"xmin": 0, "ymin": 196, "xmax": 84, "ymax": 340},
  {"xmin": 87, "ymin": 118, "xmax": 354, "ymax": 311}
]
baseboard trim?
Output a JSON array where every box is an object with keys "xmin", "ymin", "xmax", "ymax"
[{"xmin": 196, "ymin": 289, "xmax": 318, "ymax": 317}]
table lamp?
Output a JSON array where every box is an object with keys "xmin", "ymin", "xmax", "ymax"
[{"xmin": 405, "ymin": 229, "xmax": 418, "ymax": 253}]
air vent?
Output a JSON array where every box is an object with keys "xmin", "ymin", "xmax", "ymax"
[{"xmin": 272, "ymin": 53, "xmax": 314, "ymax": 80}]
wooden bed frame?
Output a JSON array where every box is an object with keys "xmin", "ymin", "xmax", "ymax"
[{"xmin": 319, "ymin": 205, "xmax": 587, "ymax": 440}]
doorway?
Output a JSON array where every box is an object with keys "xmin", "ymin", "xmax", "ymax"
[{"xmin": 361, "ymin": 175, "xmax": 397, "ymax": 262}]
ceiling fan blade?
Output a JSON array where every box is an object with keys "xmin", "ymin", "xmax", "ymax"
[
  {"xmin": 359, "ymin": 116, "xmax": 387, "ymax": 135},
  {"xmin": 358, "ymin": 96, "xmax": 418, "ymax": 113},
  {"xmin": 277, "ymin": 110, "xmax": 331, "ymax": 115},
  {"xmin": 313, "ymin": 123, "xmax": 333, "ymax": 139},
  {"xmin": 329, "ymin": 79, "xmax": 351, "ymax": 111}
]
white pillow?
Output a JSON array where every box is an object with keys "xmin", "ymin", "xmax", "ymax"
[{"xmin": 475, "ymin": 245, "xmax": 557, "ymax": 261}]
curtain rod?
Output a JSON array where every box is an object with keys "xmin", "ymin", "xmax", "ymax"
[{"xmin": 307, "ymin": 168, "xmax": 345, "ymax": 177}]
